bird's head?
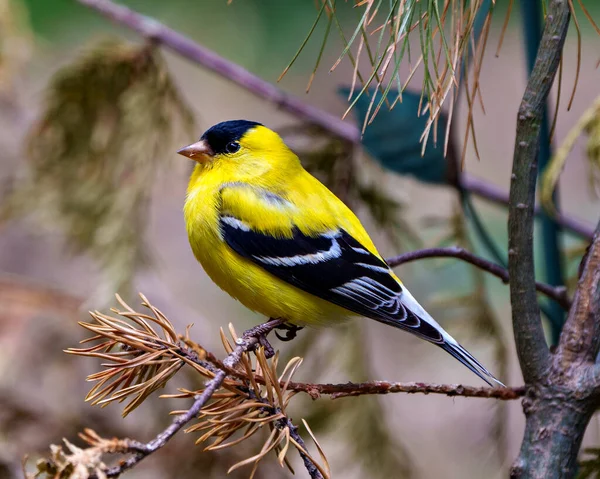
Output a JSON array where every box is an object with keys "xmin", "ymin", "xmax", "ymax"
[{"xmin": 177, "ymin": 120, "xmax": 298, "ymax": 176}]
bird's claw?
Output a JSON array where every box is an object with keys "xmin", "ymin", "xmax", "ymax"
[
  {"xmin": 242, "ymin": 319, "xmax": 301, "ymax": 358},
  {"xmin": 274, "ymin": 323, "xmax": 304, "ymax": 342}
]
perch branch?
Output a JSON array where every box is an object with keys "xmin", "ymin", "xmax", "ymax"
[
  {"xmin": 507, "ymin": 0, "xmax": 570, "ymax": 383},
  {"xmin": 557, "ymin": 220, "xmax": 600, "ymax": 368},
  {"xmin": 76, "ymin": 0, "xmax": 594, "ymax": 240},
  {"xmin": 97, "ymin": 318, "xmax": 315, "ymax": 478},
  {"xmin": 285, "ymin": 380, "xmax": 524, "ymax": 400},
  {"xmin": 186, "ymin": 345, "xmax": 524, "ymax": 401},
  {"xmin": 385, "ymin": 246, "xmax": 571, "ymax": 310}
]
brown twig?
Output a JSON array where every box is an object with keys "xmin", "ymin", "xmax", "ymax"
[
  {"xmin": 460, "ymin": 176, "xmax": 593, "ymax": 239},
  {"xmin": 181, "ymin": 341, "xmax": 524, "ymax": 401},
  {"xmin": 385, "ymin": 246, "xmax": 571, "ymax": 310},
  {"xmin": 99, "ymin": 318, "xmax": 289, "ymax": 478},
  {"xmin": 286, "ymin": 419, "xmax": 325, "ymax": 479},
  {"xmin": 285, "ymin": 380, "xmax": 525, "ymax": 400},
  {"xmin": 76, "ymin": 0, "xmax": 595, "ymax": 241}
]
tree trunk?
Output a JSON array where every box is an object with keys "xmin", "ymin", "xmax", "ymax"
[
  {"xmin": 511, "ymin": 385, "xmax": 596, "ymax": 479},
  {"xmin": 507, "ymin": 1, "xmax": 600, "ymax": 477}
]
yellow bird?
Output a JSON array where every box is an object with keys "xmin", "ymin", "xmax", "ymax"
[{"xmin": 179, "ymin": 120, "xmax": 503, "ymax": 387}]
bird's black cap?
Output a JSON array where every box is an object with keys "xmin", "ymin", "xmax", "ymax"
[{"xmin": 200, "ymin": 120, "xmax": 262, "ymax": 155}]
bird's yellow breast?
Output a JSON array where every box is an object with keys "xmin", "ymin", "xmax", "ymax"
[{"xmin": 184, "ymin": 164, "xmax": 354, "ymax": 325}]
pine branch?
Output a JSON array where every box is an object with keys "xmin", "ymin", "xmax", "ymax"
[
  {"xmin": 386, "ymin": 246, "xmax": 571, "ymax": 310},
  {"xmin": 76, "ymin": 0, "xmax": 595, "ymax": 241},
  {"xmin": 36, "ymin": 289, "xmax": 525, "ymax": 479},
  {"xmin": 85, "ymin": 318, "xmax": 326, "ymax": 479}
]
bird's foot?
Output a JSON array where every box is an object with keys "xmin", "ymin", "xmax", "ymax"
[
  {"xmin": 241, "ymin": 319, "xmax": 302, "ymax": 359},
  {"xmin": 274, "ymin": 323, "xmax": 304, "ymax": 342},
  {"xmin": 243, "ymin": 318, "xmax": 285, "ymax": 359}
]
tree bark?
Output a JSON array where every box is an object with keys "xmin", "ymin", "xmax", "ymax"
[
  {"xmin": 508, "ymin": 1, "xmax": 600, "ymax": 477},
  {"xmin": 511, "ymin": 388, "xmax": 595, "ymax": 478},
  {"xmin": 508, "ymin": 0, "xmax": 570, "ymax": 385},
  {"xmin": 510, "ymin": 207, "xmax": 600, "ymax": 479}
]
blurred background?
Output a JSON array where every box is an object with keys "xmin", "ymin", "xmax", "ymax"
[{"xmin": 2, "ymin": 0, "xmax": 600, "ymax": 478}]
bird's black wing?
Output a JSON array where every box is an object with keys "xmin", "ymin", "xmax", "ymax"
[{"xmin": 219, "ymin": 214, "xmax": 444, "ymax": 343}]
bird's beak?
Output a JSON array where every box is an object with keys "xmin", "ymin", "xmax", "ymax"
[{"xmin": 177, "ymin": 140, "xmax": 214, "ymax": 163}]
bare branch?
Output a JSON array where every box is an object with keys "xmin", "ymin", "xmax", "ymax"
[
  {"xmin": 76, "ymin": 0, "xmax": 354, "ymax": 141},
  {"xmin": 460, "ymin": 175, "xmax": 593, "ymax": 239},
  {"xmin": 143, "ymin": 344, "xmax": 524, "ymax": 406},
  {"xmin": 285, "ymin": 380, "xmax": 524, "ymax": 401},
  {"xmin": 556, "ymin": 221, "xmax": 600, "ymax": 368},
  {"xmin": 385, "ymin": 246, "xmax": 571, "ymax": 310},
  {"xmin": 508, "ymin": 0, "xmax": 570, "ymax": 383},
  {"xmin": 76, "ymin": 0, "xmax": 595, "ymax": 240}
]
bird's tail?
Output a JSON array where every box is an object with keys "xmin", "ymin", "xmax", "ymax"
[
  {"xmin": 395, "ymin": 286, "xmax": 504, "ymax": 387},
  {"xmin": 439, "ymin": 339, "xmax": 505, "ymax": 387}
]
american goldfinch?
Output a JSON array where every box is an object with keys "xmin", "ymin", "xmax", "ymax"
[{"xmin": 179, "ymin": 120, "xmax": 503, "ymax": 387}]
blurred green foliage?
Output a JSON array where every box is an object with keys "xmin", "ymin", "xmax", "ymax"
[
  {"xmin": 2, "ymin": 39, "xmax": 194, "ymax": 296},
  {"xmin": 339, "ymin": 87, "xmax": 450, "ymax": 185},
  {"xmin": 22, "ymin": 0, "xmax": 348, "ymax": 78}
]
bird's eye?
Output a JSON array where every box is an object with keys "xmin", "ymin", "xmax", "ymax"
[{"xmin": 225, "ymin": 141, "xmax": 240, "ymax": 154}]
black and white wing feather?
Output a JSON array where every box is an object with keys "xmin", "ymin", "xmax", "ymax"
[{"xmin": 220, "ymin": 215, "xmax": 503, "ymax": 387}]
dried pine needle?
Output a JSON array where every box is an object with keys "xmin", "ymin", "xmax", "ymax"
[{"xmin": 64, "ymin": 293, "xmax": 328, "ymax": 475}]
